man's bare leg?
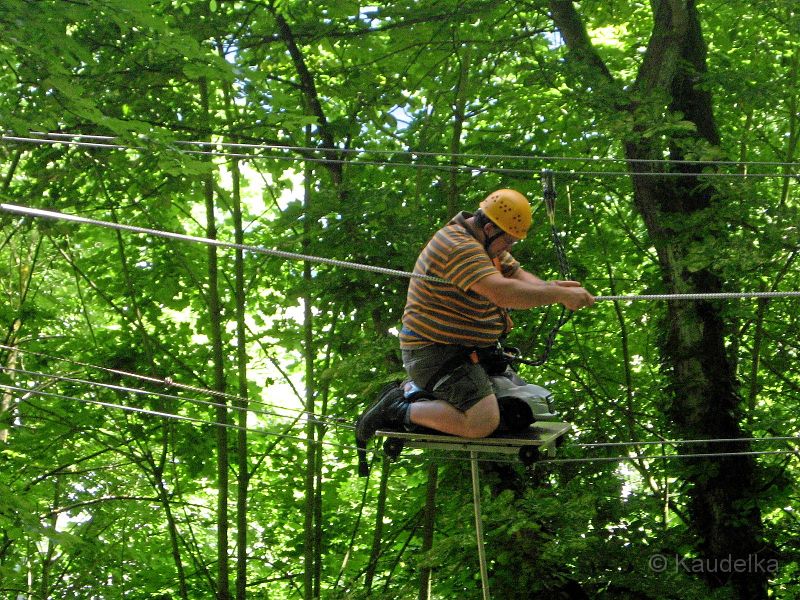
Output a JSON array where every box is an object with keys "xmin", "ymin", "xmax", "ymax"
[{"xmin": 408, "ymin": 394, "xmax": 500, "ymax": 438}]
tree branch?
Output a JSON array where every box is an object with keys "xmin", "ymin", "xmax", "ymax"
[
  {"xmin": 548, "ymin": 0, "xmax": 615, "ymax": 83},
  {"xmin": 634, "ymin": 0, "xmax": 689, "ymax": 95},
  {"xmin": 268, "ymin": 2, "xmax": 343, "ymax": 186}
]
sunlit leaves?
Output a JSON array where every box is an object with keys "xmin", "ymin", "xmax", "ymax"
[{"xmin": 1, "ymin": 0, "xmax": 799, "ymax": 598}]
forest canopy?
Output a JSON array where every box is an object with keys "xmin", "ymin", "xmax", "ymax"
[{"xmin": 1, "ymin": 1, "xmax": 799, "ymax": 599}]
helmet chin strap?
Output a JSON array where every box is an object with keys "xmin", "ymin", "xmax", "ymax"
[{"xmin": 482, "ymin": 224, "xmax": 506, "ymax": 253}]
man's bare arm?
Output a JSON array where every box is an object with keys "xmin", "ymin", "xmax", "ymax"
[{"xmin": 471, "ymin": 272, "xmax": 595, "ymax": 311}]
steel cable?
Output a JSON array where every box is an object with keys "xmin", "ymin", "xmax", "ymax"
[
  {"xmin": 9, "ymin": 130, "xmax": 800, "ymax": 168},
  {"xmin": 0, "ymin": 343, "xmax": 354, "ymax": 429},
  {"xmin": 0, "ymin": 382, "xmax": 364, "ymax": 453},
  {"xmin": 0, "ymin": 365, "xmax": 345, "ymax": 429},
  {"xmin": 5, "ymin": 378, "xmax": 799, "ymax": 467},
  {"xmin": 3, "ymin": 202, "xmax": 800, "ymax": 302},
  {"xmin": 2, "ymin": 133, "xmax": 798, "ymax": 179}
]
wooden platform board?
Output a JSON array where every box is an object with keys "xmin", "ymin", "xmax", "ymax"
[{"xmin": 376, "ymin": 421, "xmax": 572, "ymax": 462}]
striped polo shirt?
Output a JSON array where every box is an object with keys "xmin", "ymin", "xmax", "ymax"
[{"xmin": 400, "ymin": 212, "xmax": 519, "ymax": 349}]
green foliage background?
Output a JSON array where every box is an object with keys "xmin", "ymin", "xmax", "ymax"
[{"xmin": 1, "ymin": 1, "xmax": 798, "ymax": 598}]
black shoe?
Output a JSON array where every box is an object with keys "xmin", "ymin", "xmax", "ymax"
[
  {"xmin": 356, "ymin": 382, "xmax": 410, "ymax": 477},
  {"xmin": 356, "ymin": 382, "xmax": 410, "ymax": 441}
]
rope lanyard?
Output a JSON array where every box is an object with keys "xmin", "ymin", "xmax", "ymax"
[{"xmin": 516, "ymin": 170, "xmax": 573, "ymax": 367}]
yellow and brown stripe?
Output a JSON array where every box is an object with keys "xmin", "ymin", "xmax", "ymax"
[{"xmin": 400, "ymin": 212, "xmax": 519, "ymax": 349}]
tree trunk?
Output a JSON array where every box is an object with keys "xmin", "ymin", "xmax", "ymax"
[
  {"xmin": 780, "ymin": 45, "xmax": 798, "ymax": 206},
  {"xmin": 39, "ymin": 477, "xmax": 61, "ymax": 599},
  {"xmin": 270, "ymin": 2, "xmax": 343, "ymax": 187},
  {"xmin": 217, "ymin": 63, "xmax": 251, "ymax": 600},
  {"xmin": 231, "ymin": 157, "xmax": 250, "ymax": 600},
  {"xmin": 418, "ymin": 462, "xmax": 438, "ymax": 600},
  {"xmin": 0, "ymin": 335, "xmax": 19, "ymax": 443},
  {"xmin": 199, "ymin": 76, "xmax": 230, "ymax": 600},
  {"xmin": 1, "ymin": 234, "xmax": 40, "ymax": 442},
  {"xmin": 155, "ymin": 463, "xmax": 189, "ymax": 600},
  {"xmin": 447, "ymin": 45, "xmax": 472, "ymax": 216},
  {"xmin": 551, "ymin": 1, "xmax": 770, "ymax": 597},
  {"xmin": 365, "ymin": 458, "xmax": 391, "ymax": 593},
  {"xmin": 270, "ymin": 10, "xmax": 350, "ymax": 591},
  {"xmin": 627, "ymin": 6, "xmax": 769, "ymax": 597},
  {"xmin": 302, "ymin": 125, "xmax": 319, "ymax": 600}
]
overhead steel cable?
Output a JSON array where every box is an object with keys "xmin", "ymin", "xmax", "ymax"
[
  {"xmin": 386, "ymin": 435, "xmax": 800, "ymax": 468},
  {"xmin": 11, "ymin": 130, "xmax": 800, "ymax": 168},
  {"xmin": 6, "ymin": 346, "xmax": 799, "ymax": 466},
  {"xmin": 367, "ymin": 441, "xmax": 800, "ymax": 470},
  {"xmin": 2, "ymin": 202, "xmax": 800, "ymax": 302},
  {"xmin": 2, "ymin": 133, "xmax": 798, "ymax": 179},
  {"xmin": 0, "ymin": 134, "xmax": 619, "ymax": 178}
]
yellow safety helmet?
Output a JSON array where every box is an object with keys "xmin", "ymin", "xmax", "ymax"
[{"xmin": 479, "ymin": 189, "xmax": 532, "ymax": 240}]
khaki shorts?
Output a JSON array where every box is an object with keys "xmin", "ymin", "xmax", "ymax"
[{"xmin": 401, "ymin": 345, "xmax": 494, "ymax": 412}]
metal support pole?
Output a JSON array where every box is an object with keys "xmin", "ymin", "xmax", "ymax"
[{"xmin": 470, "ymin": 451, "xmax": 490, "ymax": 600}]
